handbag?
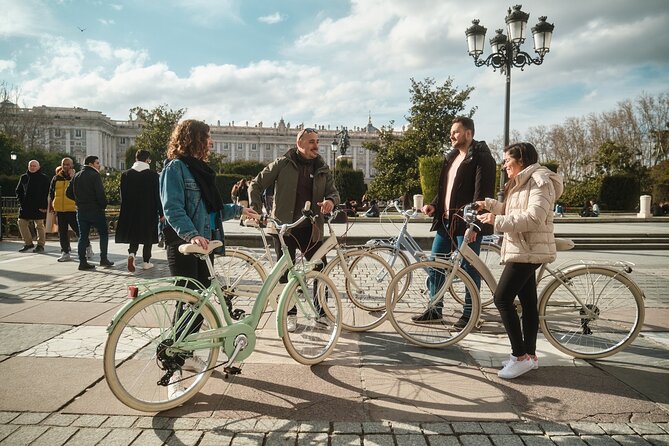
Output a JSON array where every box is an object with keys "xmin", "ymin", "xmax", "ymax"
[{"xmin": 45, "ymin": 212, "xmax": 58, "ymax": 233}]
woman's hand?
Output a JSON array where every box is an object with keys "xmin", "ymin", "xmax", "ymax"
[
  {"xmin": 190, "ymin": 235, "xmax": 209, "ymax": 250},
  {"xmin": 476, "ymin": 212, "xmax": 495, "ymax": 225},
  {"xmin": 474, "ymin": 200, "xmax": 486, "ymax": 210}
]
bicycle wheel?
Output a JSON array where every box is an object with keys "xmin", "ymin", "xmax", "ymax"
[
  {"xmin": 386, "ymin": 260, "xmax": 481, "ymax": 348},
  {"xmin": 368, "ymin": 245, "xmax": 411, "ymax": 298},
  {"xmin": 539, "ymin": 266, "xmax": 645, "ymax": 359},
  {"xmin": 323, "ymin": 249, "xmax": 394, "ymax": 332},
  {"xmin": 214, "ymin": 249, "xmax": 268, "ymax": 313},
  {"xmin": 478, "ymin": 242, "xmax": 502, "ymax": 307},
  {"xmin": 281, "ymin": 271, "xmax": 342, "ymax": 365},
  {"xmin": 103, "ymin": 291, "xmax": 220, "ymax": 412}
]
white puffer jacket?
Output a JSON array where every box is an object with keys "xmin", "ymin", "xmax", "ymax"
[{"xmin": 485, "ymin": 164, "xmax": 564, "ymax": 264}]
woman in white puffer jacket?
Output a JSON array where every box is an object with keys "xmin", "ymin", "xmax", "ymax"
[{"xmin": 475, "ymin": 142, "xmax": 563, "ymax": 380}]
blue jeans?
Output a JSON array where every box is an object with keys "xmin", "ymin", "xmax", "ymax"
[
  {"xmin": 77, "ymin": 209, "xmax": 109, "ymax": 263},
  {"xmin": 428, "ymin": 221, "xmax": 482, "ymax": 319}
]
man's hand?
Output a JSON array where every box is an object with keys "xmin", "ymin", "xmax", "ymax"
[
  {"xmin": 242, "ymin": 207, "xmax": 260, "ymax": 220},
  {"xmin": 421, "ymin": 204, "xmax": 435, "ymax": 216},
  {"xmin": 318, "ymin": 200, "xmax": 334, "ymax": 215}
]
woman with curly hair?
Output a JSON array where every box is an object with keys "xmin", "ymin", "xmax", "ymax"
[{"xmin": 160, "ymin": 119, "xmax": 259, "ymax": 287}]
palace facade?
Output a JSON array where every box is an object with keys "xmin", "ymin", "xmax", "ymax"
[{"xmin": 1, "ymin": 102, "xmax": 385, "ymax": 181}]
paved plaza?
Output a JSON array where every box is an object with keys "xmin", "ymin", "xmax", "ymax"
[{"xmin": 0, "ymin": 218, "xmax": 668, "ymax": 445}]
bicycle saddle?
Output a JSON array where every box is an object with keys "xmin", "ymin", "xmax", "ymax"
[{"xmin": 179, "ymin": 240, "xmax": 223, "ymax": 255}]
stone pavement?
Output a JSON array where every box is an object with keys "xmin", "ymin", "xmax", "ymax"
[{"xmin": 0, "ymin": 219, "xmax": 668, "ymax": 445}]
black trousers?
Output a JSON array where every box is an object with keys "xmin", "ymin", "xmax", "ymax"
[
  {"xmin": 129, "ymin": 243, "xmax": 153, "ymax": 262},
  {"xmin": 271, "ymin": 225, "xmax": 327, "ymax": 316},
  {"xmin": 494, "ymin": 262, "xmax": 541, "ymax": 358},
  {"xmin": 56, "ymin": 211, "xmax": 79, "ymax": 253}
]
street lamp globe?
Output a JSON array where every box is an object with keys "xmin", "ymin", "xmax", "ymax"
[
  {"xmin": 10, "ymin": 152, "xmax": 17, "ymax": 161},
  {"xmin": 505, "ymin": 4, "xmax": 529, "ymax": 44},
  {"xmin": 465, "ymin": 19, "xmax": 487, "ymax": 58},
  {"xmin": 532, "ymin": 16, "xmax": 554, "ymax": 57}
]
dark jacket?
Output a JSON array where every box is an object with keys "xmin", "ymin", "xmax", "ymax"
[
  {"xmin": 16, "ymin": 169, "xmax": 50, "ymax": 219},
  {"xmin": 429, "ymin": 140, "xmax": 496, "ymax": 236},
  {"xmin": 66, "ymin": 166, "xmax": 107, "ymax": 212},
  {"xmin": 115, "ymin": 166, "xmax": 163, "ymax": 244}
]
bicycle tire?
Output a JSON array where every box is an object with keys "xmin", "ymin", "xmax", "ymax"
[
  {"xmin": 385, "ymin": 260, "xmax": 481, "ymax": 348},
  {"xmin": 214, "ymin": 249, "xmax": 268, "ymax": 312},
  {"xmin": 323, "ymin": 249, "xmax": 394, "ymax": 332},
  {"xmin": 103, "ymin": 290, "xmax": 220, "ymax": 412},
  {"xmin": 449, "ymin": 242, "xmax": 501, "ymax": 308},
  {"xmin": 281, "ymin": 271, "xmax": 342, "ymax": 364},
  {"xmin": 538, "ymin": 266, "xmax": 645, "ymax": 359}
]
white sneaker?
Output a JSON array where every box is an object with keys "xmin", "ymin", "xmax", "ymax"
[
  {"xmin": 167, "ymin": 373, "xmax": 186, "ymax": 399},
  {"xmin": 57, "ymin": 252, "xmax": 72, "ymax": 262},
  {"xmin": 498, "ymin": 355, "xmax": 535, "ymax": 379},
  {"xmin": 502, "ymin": 355, "xmax": 539, "ymax": 370},
  {"xmin": 127, "ymin": 254, "xmax": 136, "ymax": 272},
  {"xmin": 183, "ymin": 355, "xmax": 208, "ymax": 372},
  {"xmin": 86, "ymin": 245, "xmax": 94, "ymax": 260},
  {"xmin": 286, "ymin": 315, "xmax": 297, "ymax": 333},
  {"xmin": 142, "ymin": 262, "xmax": 154, "ymax": 270}
]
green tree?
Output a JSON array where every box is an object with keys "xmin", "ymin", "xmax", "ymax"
[
  {"xmin": 367, "ymin": 77, "xmax": 475, "ymax": 199},
  {"xmin": 129, "ymin": 105, "xmax": 186, "ymax": 170},
  {"xmin": 591, "ymin": 140, "xmax": 643, "ymax": 177}
]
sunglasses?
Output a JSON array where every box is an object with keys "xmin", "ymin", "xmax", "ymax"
[{"xmin": 297, "ymin": 127, "xmax": 318, "ymax": 139}]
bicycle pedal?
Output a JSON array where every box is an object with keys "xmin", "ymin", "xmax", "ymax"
[
  {"xmin": 224, "ymin": 365, "xmax": 242, "ymax": 379},
  {"xmin": 231, "ymin": 309, "xmax": 246, "ymax": 320}
]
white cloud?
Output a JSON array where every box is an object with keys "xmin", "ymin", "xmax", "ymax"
[
  {"xmin": 98, "ymin": 18, "xmax": 115, "ymax": 26},
  {"xmin": 110, "ymin": 4, "xmax": 123, "ymax": 11},
  {"xmin": 0, "ymin": 59, "xmax": 16, "ymax": 72},
  {"xmin": 0, "ymin": 0, "xmax": 56, "ymax": 38},
  {"xmin": 258, "ymin": 12, "xmax": 284, "ymax": 25}
]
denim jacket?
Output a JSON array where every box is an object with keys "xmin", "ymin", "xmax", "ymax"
[{"xmin": 160, "ymin": 159, "xmax": 241, "ymax": 242}]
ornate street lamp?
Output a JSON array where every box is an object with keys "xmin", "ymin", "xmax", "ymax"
[
  {"xmin": 10, "ymin": 151, "xmax": 17, "ymax": 175},
  {"xmin": 466, "ymin": 5, "xmax": 554, "ymax": 200}
]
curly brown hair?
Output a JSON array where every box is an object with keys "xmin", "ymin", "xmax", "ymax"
[{"xmin": 167, "ymin": 119, "xmax": 211, "ymax": 160}]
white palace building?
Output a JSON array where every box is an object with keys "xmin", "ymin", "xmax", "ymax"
[{"xmin": 2, "ymin": 102, "xmax": 386, "ymax": 181}]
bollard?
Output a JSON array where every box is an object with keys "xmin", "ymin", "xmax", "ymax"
[{"xmin": 637, "ymin": 195, "xmax": 651, "ymax": 218}]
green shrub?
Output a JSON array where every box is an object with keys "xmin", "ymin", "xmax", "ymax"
[{"xmin": 418, "ymin": 155, "xmax": 441, "ymax": 202}]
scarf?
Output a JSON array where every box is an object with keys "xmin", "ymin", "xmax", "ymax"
[{"xmin": 179, "ymin": 156, "xmax": 223, "ymax": 213}]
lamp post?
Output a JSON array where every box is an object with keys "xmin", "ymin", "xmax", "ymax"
[
  {"xmin": 466, "ymin": 5, "xmax": 554, "ymax": 201},
  {"xmin": 10, "ymin": 151, "xmax": 17, "ymax": 175}
]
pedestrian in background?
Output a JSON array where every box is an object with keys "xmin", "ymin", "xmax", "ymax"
[
  {"xmin": 16, "ymin": 159, "xmax": 50, "ymax": 253},
  {"xmin": 66, "ymin": 155, "xmax": 114, "ymax": 270},
  {"xmin": 48, "ymin": 157, "xmax": 91, "ymax": 262},
  {"xmin": 476, "ymin": 142, "xmax": 563, "ymax": 379},
  {"xmin": 115, "ymin": 149, "xmax": 163, "ymax": 272}
]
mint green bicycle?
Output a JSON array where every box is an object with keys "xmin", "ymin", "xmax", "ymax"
[{"xmin": 103, "ymin": 205, "xmax": 342, "ymax": 412}]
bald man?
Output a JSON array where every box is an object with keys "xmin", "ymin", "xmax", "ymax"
[{"xmin": 16, "ymin": 159, "xmax": 50, "ymax": 253}]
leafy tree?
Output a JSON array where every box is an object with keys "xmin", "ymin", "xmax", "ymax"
[
  {"xmin": 129, "ymin": 105, "xmax": 186, "ymax": 170},
  {"xmin": 649, "ymin": 160, "xmax": 669, "ymax": 202},
  {"xmin": 591, "ymin": 140, "xmax": 643, "ymax": 177},
  {"xmin": 0, "ymin": 132, "xmax": 23, "ymax": 175},
  {"xmin": 418, "ymin": 155, "xmax": 441, "ymax": 202},
  {"xmin": 367, "ymin": 77, "xmax": 475, "ymax": 199}
]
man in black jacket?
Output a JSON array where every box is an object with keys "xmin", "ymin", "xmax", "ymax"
[
  {"xmin": 66, "ymin": 155, "xmax": 114, "ymax": 270},
  {"xmin": 15, "ymin": 160, "xmax": 50, "ymax": 253},
  {"xmin": 414, "ymin": 116, "xmax": 496, "ymax": 327}
]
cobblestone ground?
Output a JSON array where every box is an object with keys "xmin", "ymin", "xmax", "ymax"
[{"xmin": 1, "ymin": 413, "xmax": 668, "ymax": 446}]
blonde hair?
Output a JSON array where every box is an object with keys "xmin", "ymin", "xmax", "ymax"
[{"xmin": 167, "ymin": 119, "xmax": 211, "ymax": 160}]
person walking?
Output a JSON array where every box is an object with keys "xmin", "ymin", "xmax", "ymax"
[
  {"xmin": 413, "ymin": 116, "xmax": 496, "ymax": 328},
  {"xmin": 475, "ymin": 142, "xmax": 563, "ymax": 379},
  {"xmin": 115, "ymin": 150, "xmax": 164, "ymax": 272},
  {"xmin": 15, "ymin": 159, "xmax": 50, "ymax": 253},
  {"xmin": 48, "ymin": 157, "xmax": 91, "ymax": 262},
  {"xmin": 66, "ymin": 155, "xmax": 114, "ymax": 270},
  {"xmin": 248, "ymin": 127, "xmax": 340, "ymax": 332}
]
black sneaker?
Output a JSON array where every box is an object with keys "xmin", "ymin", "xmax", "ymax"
[
  {"xmin": 78, "ymin": 262, "xmax": 96, "ymax": 271},
  {"xmin": 453, "ymin": 317, "xmax": 470, "ymax": 330},
  {"xmin": 33, "ymin": 245, "xmax": 45, "ymax": 253},
  {"xmin": 99, "ymin": 258, "xmax": 115, "ymax": 267},
  {"xmin": 19, "ymin": 244, "xmax": 35, "ymax": 252},
  {"xmin": 411, "ymin": 308, "xmax": 443, "ymax": 324}
]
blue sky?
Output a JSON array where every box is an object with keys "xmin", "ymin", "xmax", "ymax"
[{"xmin": 1, "ymin": 0, "xmax": 668, "ymax": 144}]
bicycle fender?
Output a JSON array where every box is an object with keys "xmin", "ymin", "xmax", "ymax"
[{"xmin": 105, "ymin": 287, "xmax": 223, "ymax": 334}]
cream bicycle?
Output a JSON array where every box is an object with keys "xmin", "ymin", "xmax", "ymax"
[{"xmin": 385, "ymin": 204, "xmax": 645, "ymax": 358}]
